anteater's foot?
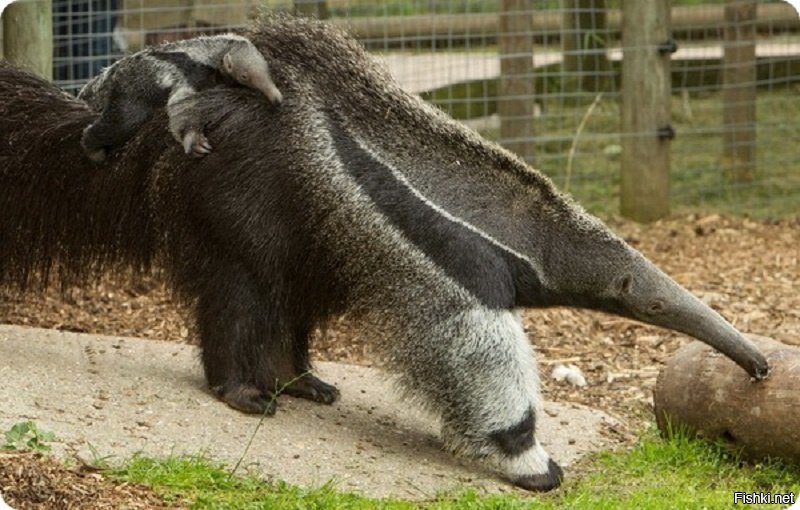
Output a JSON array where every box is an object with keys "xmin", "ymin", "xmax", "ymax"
[
  {"xmin": 512, "ymin": 459, "xmax": 564, "ymax": 492},
  {"xmin": 183, "ymin": 130, "xmax": 212, "ymax": 158},
  {"xmin": 215, "ymin": 384, "xmax": 276, "ymax": 415},
  {"xmin": 84, "ymin": 148, "xmax": 107, "ymax": 163},
  {"xmin": 283, "ymin": 374, "xmax": 340, "ymax": 404}
]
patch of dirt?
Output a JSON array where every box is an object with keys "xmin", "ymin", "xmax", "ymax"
[
  {"xmin": 0, "ymin": 214, "xmax": 798, "ymax": 507},
  {"xmin": 0, "ymin": 452, "xmax": 175, "ymax": 509}
]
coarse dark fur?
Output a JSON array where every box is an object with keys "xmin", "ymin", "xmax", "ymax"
[
  {"xmin": 0, "ymin": 12, "xmax": 767, "ymax": 492},
  {"xmin": 0, "ymin": 68, "xmax": 159, "ymax": 290},
  {"xmin": 78, "ymin": 34, "xmax": 282, "ymax": 162}
]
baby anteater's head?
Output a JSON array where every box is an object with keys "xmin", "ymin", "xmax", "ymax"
[{"xmin": 223, "ymin": 41, "xmax": 283, "ymax": 105}]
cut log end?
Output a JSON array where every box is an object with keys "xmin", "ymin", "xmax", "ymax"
[{"xmin": 654, "ymin": 335, "xmax": 800, "ymax": 463}]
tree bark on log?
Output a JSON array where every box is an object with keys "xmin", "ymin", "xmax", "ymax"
[{"xmin": 655, "ymin": 335, "xmax": 800, "ymax": 463}]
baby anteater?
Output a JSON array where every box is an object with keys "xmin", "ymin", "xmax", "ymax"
[{"xmin": 78, "ymin": 34, "xmax": 282, "ymax": 162}]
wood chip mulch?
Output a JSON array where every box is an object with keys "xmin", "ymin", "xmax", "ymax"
[
  {"xmin": 1, "ymin": 214, "xmax": 798, "ymax": 507},
  {"xmin": 0, "ymin": 452, "xmax": 177, "ymax": 509}
]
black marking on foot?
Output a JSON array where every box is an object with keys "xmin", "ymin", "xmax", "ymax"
[{"xmin": 491, "ymin": 408, "xmax": 535, "ymax": 456}]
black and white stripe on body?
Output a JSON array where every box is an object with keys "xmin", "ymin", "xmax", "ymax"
[{"xmin": 324, "ymin": 117, "xmax": 561, "ymax": 489}]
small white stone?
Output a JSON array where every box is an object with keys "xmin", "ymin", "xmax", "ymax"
[
  {"xmin": 0, "ymin": 491, "xmax": 13, "ymax": 510},
  {"xmin": 551, "ymin": 364, "xmax": 587, "ymax": 387}
]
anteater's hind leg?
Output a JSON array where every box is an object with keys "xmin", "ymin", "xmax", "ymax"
[
  {"xmin": 196, "ymin": 255, "xmax": 288, "ymax": 415},
  {"xmin": 195, "ymin": 254, "xmax": 338, "ymax": 413},
  {"xmin": 81, "ymin": 99, "xmax": 151, "ymax": 162},
  {"xmin": 279, "ymin": 322, "xmax": 340, "ymax": 405}
]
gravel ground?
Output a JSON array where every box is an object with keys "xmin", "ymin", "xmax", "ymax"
[{"xmin": 1, "ymin": 213, "xmax": 798, "ymax": 508}]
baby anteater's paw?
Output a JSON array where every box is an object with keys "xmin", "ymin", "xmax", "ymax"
[
  {"xmin": 182, "ymin": 130, "xmax": 213, "ymax": 158},
  {"xmin": 85, "ymin": 148, "xmax": 107, "ymax": 163},
  {"xmin": 80, "ymin": 125, "xmax": 107, "ymax": 163}
]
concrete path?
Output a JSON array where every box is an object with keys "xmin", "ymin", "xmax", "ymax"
[{"xmin": 0, "ymin": 325, "xmax": 616, "ymax": 499}]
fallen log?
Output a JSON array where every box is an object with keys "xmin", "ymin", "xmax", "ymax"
[{"xmin": 654, "ymin": 335, "xmax": 800, "ymax": 462}]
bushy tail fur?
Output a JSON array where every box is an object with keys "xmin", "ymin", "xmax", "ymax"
[{"xmin": 0, "ymin": 62, "xmax": 160, "ymax": 290}]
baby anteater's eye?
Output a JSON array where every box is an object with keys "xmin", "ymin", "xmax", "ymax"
[{"xmin": 239, "ymin": 73, "xmax": 249, "ymax": 82}]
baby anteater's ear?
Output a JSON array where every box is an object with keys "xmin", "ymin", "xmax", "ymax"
[{"xmin": 223, "ymin": 53, "xmax": 235, "ymax": 74}]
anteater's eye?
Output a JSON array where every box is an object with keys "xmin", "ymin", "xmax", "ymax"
[{"xmin": 240, "ymin": 73, "xmax": 249, "ymax": 82}]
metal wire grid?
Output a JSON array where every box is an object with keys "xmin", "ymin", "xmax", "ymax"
[{"xmin": 48, "ymin": 1, "xmax": 800, "ymax": 217}]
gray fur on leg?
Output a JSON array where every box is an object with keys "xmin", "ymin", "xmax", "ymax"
[{"xmin": 389, "ymin": 307, "xmax": 560, "ymax": 490}]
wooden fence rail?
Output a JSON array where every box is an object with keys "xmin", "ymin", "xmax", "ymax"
[{"xmin": 337, "ymin": 3, "xmax": 798, "ymax": 47}]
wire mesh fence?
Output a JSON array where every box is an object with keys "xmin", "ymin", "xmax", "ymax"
[{"xmin": 41, "ymin": 0, "xmax": 800, "ymax": 218}]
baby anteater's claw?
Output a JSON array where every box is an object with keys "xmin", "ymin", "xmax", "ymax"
[
  {"xmin": 183, "ymin": 130, "xmax": 213, "ymax": 158},
  {"xmin": 195, "ymin": 140, "xmax": 213, "ymax": 155}
]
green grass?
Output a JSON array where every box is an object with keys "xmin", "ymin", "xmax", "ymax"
[{"xmin": 112, "ymin": 428, "xmax": 800, "ymax": 509}]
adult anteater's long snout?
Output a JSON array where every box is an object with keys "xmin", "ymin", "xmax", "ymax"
[
  {"xmin": 620, "ymin": 257, "xmax": 770, "ymax": 380},
  {"xmin": 667, "ymin": 293, "xmax": 770, "ymax": 379}
]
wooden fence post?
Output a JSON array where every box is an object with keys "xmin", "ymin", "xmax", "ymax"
[
  {"xmin": 3, "ymin": 0, "xmax": 52, "ymax": 80},
  {"xmin": 498, "ymin": 0, "xmax": 536, "ymax": 165},
  {"xmin": 621, "ymin": 0, "xmax": 672, "ymax": 222},
  {"xmin": 722, "ymin": 0, "xmax": 756, "ymax": 182}
]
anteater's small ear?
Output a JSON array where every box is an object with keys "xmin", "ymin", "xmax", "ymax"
[{"xmin": 223, "ymin": 53, "xmax": 234, "ymax": 73}]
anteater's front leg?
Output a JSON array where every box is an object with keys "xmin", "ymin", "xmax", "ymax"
[
  {"xmin": 166, "ymin": 86, "xmax": 212, "ymax": 158},
  {"xmin": 392, "ymin": 307, "xmax": 563, "ymax": 491}
]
